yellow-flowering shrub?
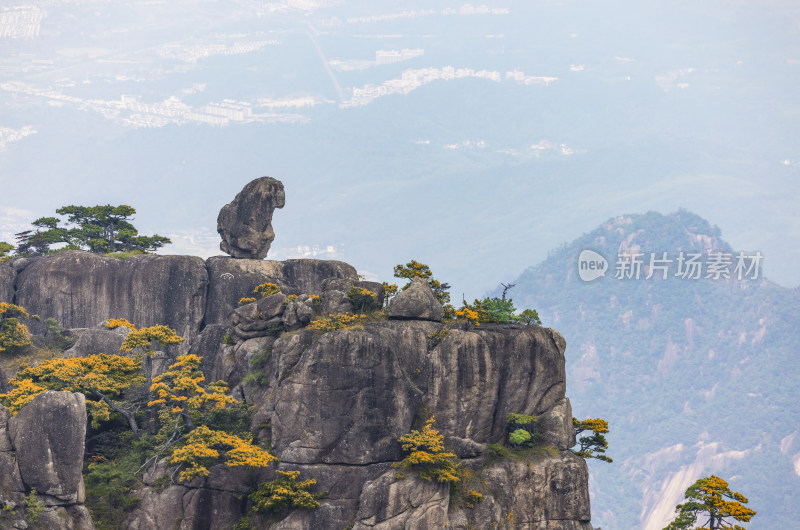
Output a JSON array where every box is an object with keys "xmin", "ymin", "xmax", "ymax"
[
  {"xmin": 454, "ymin": 307, "xmax": 481, "ymax": 326},
  {"xmin": 250, "ymin": 470, "xmax": 325, "ymax": 512},
  {"xmin": 120, "ymin": 324, "xmax": 185, "ymax": 353},
  {"xmin": 465, "ymin": 490, "xmax": 483, "ymax": 508},
  {"xmin": 393, "ymin": 417, "xmax": 460, "ymax": 484},
  {"xmin": 0, "ymin": 354, "xmax": 144, "ymax": 427},
  {"xmin": 238, "ymin": 297, "xmax": 256, "ymax": 305},
  {"xmin": 253, "ymin": 282, "xmax": 281, "ymax": 298},
  {"xmin": 347, "ymin": 287, "xmax": 379, "ymax": 313},
  {"xmin": 307, "ymin": 313, "xmax": 366, "ymax": 332},
  {"xmin": 105, "ymin": 318, "xmax": 137, "ymax": 331},
  {"xmin": 0, "ymin": 378, "xmax": 46, "ymax": 414},
  {"xmin": 168, "ymin": 425, "xmax": 277, "ymax": 481},
  {"xmin": 148, "ymin": 354, "xmax": 235, "ymax": 413}
]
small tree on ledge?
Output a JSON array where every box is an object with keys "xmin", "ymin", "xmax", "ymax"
[{"xmin": 570, "ymin": 417, "xmax": 612, "ymax": 463}]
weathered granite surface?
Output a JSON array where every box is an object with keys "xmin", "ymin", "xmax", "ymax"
[
  {"xmin": 0, "ymin": 261, "xmax": 13, "ymax": 303},
  {"xmin": 203, "ymin": 256, "xmax": 358, "ymax": 326},
  {"xmin": 15, "ymin": 251, "xmax": 208, "ymax": 337}
]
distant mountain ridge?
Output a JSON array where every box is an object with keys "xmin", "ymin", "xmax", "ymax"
[{"xmin": 507, "ymin": 210, "xmax": 800, "ymax": 529}]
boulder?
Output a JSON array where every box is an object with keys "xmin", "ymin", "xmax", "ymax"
[
  {"xmin": 0, "ymin": 261, "xmax": 13, "ymax": 303},
  {"xmin": 204, "ymin": 257, "xmax": 357, "ymax": 326},
  {"xmin": 8, "ymin": 391, "xmax": 87, "ymax": 504},
  {"xmin": 320, "ymin": 289, "xmax": 352, "ymax": 315},
  {"xmin": 282, "ymin": 297, "xmax": 314, "ymax": 331},
  {"xmin": 15, "ymin": 251, "xmax": 208, "ymax": 337},
  {"xmin": 64, "ymin": 325, "xmax": 129, "ymax": 358},
  {"xmin": 256, "ymin": 292, "xmax": 288, "ymax": 319},
  {"xmin": 217, "ymin": 177, "xmax": 285, "ymax": 259},
  {"xmin": 387, "ymin": 277, "xmax": 444, "ymax": 322},
  {"xmin": 319, "ymin": 279, "xmax": 385, "ymax": 315}
]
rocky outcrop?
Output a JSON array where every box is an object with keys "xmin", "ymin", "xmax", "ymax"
[
  {"xmin": 449, "ymin": 454, "xmax": 593, "ymax": 530},
  {"xmin": 217, "ymin": 177, "xmax": 286, "ymax": 259},
  {"xmin": 320, "ymin": 278, "xmax": 385, "ymax": 316},
  {"xmin": 265, "ymin": 321, "xmax": 568, "ymax": 464},
  {"xmin": 122, "ymin": 313, "xmax": 591, "ymax": 530},
  {"xmin": 203, "ymin": 256, "xmax": 358, "ymax": 326},
  {"xmin": 1, "ymin": 246, "xmax": 593, "ymax": 530},
  {"xmin": 15, "ymin": 251, "xmax": 208, "ymax": 337},
  {"xmin": 1, "ymin": 392, "xmax": 94, "ymax": 530},
  {"xmin": 387, "ymin": 277, "xmax": 444, "ymax": 321}
]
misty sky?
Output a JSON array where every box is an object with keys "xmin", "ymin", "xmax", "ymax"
[{"xmin": 1, "ymin": 0, "xmax": 798, "ymax": 300}]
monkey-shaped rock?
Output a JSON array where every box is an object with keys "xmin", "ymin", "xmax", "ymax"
[{"xmin": 217, "ymin": 177, "xmax": 285, "ymax": 259}]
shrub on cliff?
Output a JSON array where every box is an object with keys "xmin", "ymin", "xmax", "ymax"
[
  {"xmin": 0, "ymin": 303, "xmax": 32, "ymax": 355},
  {"xmin": 570, "ymin": 417, "xmax": 612, "ymax": 463},
  {"xmin": 253, "ymin": 282, "xmax": 281, "ymax": 298},
  {"xmin": 453, "ymin": 297, "xmax": 541, "ymax": 326},
  {"xmin": 0, "ymin": 353, "xmax": 145, "ymax": 429},
  {"xmin": 307, "ymin": 313, "xmax": 366, "ymax": 332},
  {"xmin": 348, "ymin": 286, "xmax": 380, "ymax": 313},
  {"xmin": 14, "ymin": 204, "xmax": 170, "ymax": 255},
  {"xmin": 145, "ymin": 354, "xmax": 277, "ymax": 482},
  {"xmin": 394, "ymin": 417, "xmax": 460, "ymax": 484},
  {"xmin": 506, "ymin": 413, "xmax": 540, "ymax": 448},
  {"xmin": 250, "ymin": 470, "xmax": 325, "ymax": 512}
]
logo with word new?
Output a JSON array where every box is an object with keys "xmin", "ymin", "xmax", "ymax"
[{"xmin": 578, "ymin": 250, "xmax": 608, "ymax": 282}]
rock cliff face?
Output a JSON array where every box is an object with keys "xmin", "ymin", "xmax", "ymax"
[
  {"xmin": 1, "ymin": 252, "xmax": 357, "ymax": 334},
  {"xmin": 0, "ymin": 261, "xmax": 13, "ymax": 303},
  {"xmin": 0, "ymin": 252, "xmax": 594, "ymax": 530},
  {"xmin": 14, "ymin": 251, "xmax": 208, "ymax": 337}
]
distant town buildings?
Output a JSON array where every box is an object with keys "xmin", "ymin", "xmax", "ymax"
[
  {"xmin": 0, "ymin": 82, "xmax": 308, "ymax": 128},
  {"xmin": 0, "ymin": 7, "xmax": 44, "ymax": 40},
  {"xmin": 341, "ymin": 66, "xmax": 555, "ymax": 108},
  {"xmin": 329, "ymin": 49, "xmax": 424, "ymax": 72},
  {"xmin": 157, "ymin": 40, "xmax": 279, "ymax": 63}
]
